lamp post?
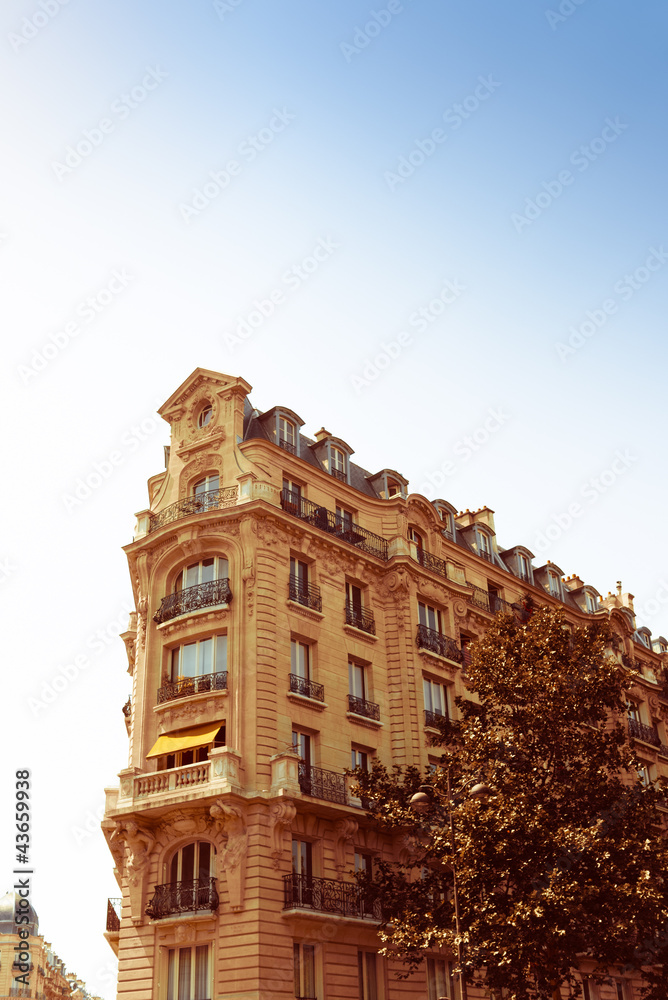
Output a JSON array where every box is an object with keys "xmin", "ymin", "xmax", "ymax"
[{"xmin": 410, "ymin": 770, "xmax": 493, "ymax": 1000}]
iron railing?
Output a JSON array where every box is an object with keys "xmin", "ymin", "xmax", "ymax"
[
  {"xmin": 281, "ymin": 490, "xmax": 389, "ymax": 561},
  {"xmin": 283, "ymin": 873, "xmax": 379, "ymax": 919},
  {"xmin": 298, "ymin": 762, "xmax": 347, "ymax": 804},
  {"xmin": 278, "ymin": 437, "xmax": 296, "ymax": 455},
  {"xmin": 415, "ymin": 547, "xmax": 448, "ymax": 579},
  {"xmin": 424, "ymin": 709, "xmax": 448, "ymax": 728},
  {"xmin": 154, "ymin": 578, "xmax": 232, "ymax": 623},
  {"xmin": 289, "ymin": 576, "xmax": 323, "ymax": 612},
  {"xmin": 290, "ymin": 674, "xmax": 325, "ymax": 702},
  {"xmin": 347, "ymin": 694, "xmax": 380, "ymax": 721},
  {"xmin": 330, "ymin": 468, "xmax": 347, "ymax": 482},
  {"xmin": 145, "ymin": 877, "xmax": 218, "ymax": 919},
  {"xmin": 416, "ymin": 624, "xmax": 464, "ymax": 663},
  {"xmin": 628, "ymin": 719, "xmax": 661, "ymax": 747},
  {"xmin": 157, "ymin": 671, "xmax": 227, "ymax": 704},
  {"xmin": 466, "ymin": 586, "xmax": 513, "ymax": 615},
  {"xmin": 344, "ymin": 603, "xmax": 376, "ymax": 634},
  {"xmin": 149, "ymin": 487, "xmax": 238, "ymax": 532},
  {"xmin": 106, "ymin": 898, "xmax": 121, "ymax": 932}
]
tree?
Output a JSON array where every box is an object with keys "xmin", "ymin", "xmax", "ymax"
[{"xmin": 353, "ymin": 607, "xmax": 668, "ymax": 1000}]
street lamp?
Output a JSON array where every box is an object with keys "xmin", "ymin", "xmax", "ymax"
[{"xmin": 410, "ymin": 771, "xmax": 494, "ymax": 1000}]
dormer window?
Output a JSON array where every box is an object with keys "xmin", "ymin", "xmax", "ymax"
[
  {"xmin": 198, "ymin": 404, "xmax": 213, "ymax": 428},
  {"xmin": 548, "ymin": 572, "xmax": 562, "ymax": 599},
  {"xmin": 387, "ymin": 478, "xmax": 401, "ymax": 497},
  {"xmin": 477, "ymin": 530, "xmax": 493, "ymax": 563},
  {"xmin": 518, "ymin": 553, "xmax": 532, "ymax": 583},
  {"xmin": 278, "ymin": 417, "xmax": 296, "ymax": 455},
  {"xmin": 585, "ymin": 590, "xmax": 598, "ymax": 613},
  {"xmin": 635, "ymin": 628, "xmax": 652, "ymax": 649},
  {"xmin": 331, "ymin": 446, "xmax": 347, "ymax": 482}
]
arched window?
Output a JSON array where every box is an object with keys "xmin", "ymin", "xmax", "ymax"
[
  {"xmin": 197, "ymin": 404, "xmax": 213, "ymax": 429},
  {"xmin": 175, "ymin": 557, "xmax": 229, "ymax": 593},
  {"xmin": 192, "ymin": 475, "xmax": 220, "ymax": 512},
  {"xmin": 278, "ymin": 416, "xmax": 296, "ymax": 453},
  {"xmin": 169, "ymin": 841, "xmax": 215, "ymax": 884}
]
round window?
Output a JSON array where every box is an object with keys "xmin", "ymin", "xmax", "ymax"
[{"xmin": 198, "ymin": 405, "xmax": 213, "ymax": 428}]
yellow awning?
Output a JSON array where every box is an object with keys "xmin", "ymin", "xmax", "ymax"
[{"xmin": 146, "ymin": 721, "xmax": 224, "ymax": 758}]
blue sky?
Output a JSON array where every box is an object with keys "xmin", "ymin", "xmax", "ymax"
[{"xmin": 2, "ymin": 1, "xmax": 667, "ymax": 995}]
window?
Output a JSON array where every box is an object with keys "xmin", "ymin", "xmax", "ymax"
[
  {"xmin": 548, "ymin": 572, "xmax": 562, "ymax": 598},
  {"xmin": 283, "ymin": 478, "xmax": 303, "ymax": 515},
  {"xmin": 477, "ymin": 530, "xmax": 492, "ymax": 561},
  {"xmin": 197, "ymin": 404, "xmax": 212, "ymax": 429},
  {"xmin": 331, "ymin": 446, "xmax": 347, "ymax": 481},
  {"xmin": 387, "ymin": 478, "xmax": 401, "ymax": 497},
  {"xmin": 292, "ymin": 730, "xmax": 312, "ymax": 766},
  {"xmin": 175, "ymin": 557, "xmax": 228, "ymax": 592},
  {"xmin": 627, "ymin": 701, "xmax": 641, "ymax": 723},
  {"xmin": 169, "ymin": 841, "xmax": 215, "ymax": 883},
  {"xmin": 349, "ymin": 661, "xmax": 369, "ymax": 701},
  {"xmin": 358, "ymin": 952, "xmax": 378, "ymax": 1000},
  {"xmin": 638, "ymin": 764, "xmax": 652, "ymax": 787},
  {"xmin": 336, "ymin": 505, "xmax": 355, "ymax": 532},
  {"xmin": 290, "ymin": 557, "xmax": 309, "ymax": 591},
  {"xmin": 279, "ymin": 417, "xmax": 297, "ymax": 454},
  {"xmin": 291, "ymin": 640, "xmax": 311, "ymax": 680},
  {"xmin": 585, "ymin": 591, "xmax": 598, "ymax": 613},
  {"xmin": 351, "ymin": 747, "xmax": 369, "ymax": 771},
  {"xmin": 355, "ymin": 851, "xmax": 373, "ymax": 874},
  {"xmin": 292, "ymin": 839, "xmax": 313, "ymax": 876},
  {"xmin": 418, "ymin": 601, "xmax": 442, "ymax": 634},
  {"xmin": 161, "ymin": 725, "xmax": 225, "ymax": 771},
  {"xmin": 170, "ymin": 636, "xmax": 227, "ymax": 682},
  {"xmin": 423, "ymin": 678, "xmax": 448, "ymax": 724},
  {"xmin": 289, "ymin": 557, "xmax": 321, "ymax": 612},
  {"xmin": 581, "ymin": 980, "xmax": 598, "ymax": 1000},
  {"xmin": 426, "ymin": 958, "xmax": 453, "ymax": 1000},
  {"xmin": 293, "ymin": 943, "xmax": 316, "ymax": 1000},
  {"xmin": 408, "ymin": 527, "xmax": 424, "ymax": 551},
  {"xmin": 614, "ymin": 982, "xmax": 629, "ymax": 1000},
  {"xmin": 517, "ymin": 553, "xmax": 532, "ymax": 582},
  {"xmin": 193, "ymin": 475, "xmax": 219, "ymax": 510},
  {"xmin": 167, "ymin": 945, "xmax": 210, "ymax": 1000}
]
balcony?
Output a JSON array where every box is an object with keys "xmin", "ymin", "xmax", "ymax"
[
  {"xmin": 466, "ymin": 586, "xmax": 513, "ymax": 615},
  {"xmin": 135, "ymin": 761, "xmax": 210, "ymax": 797},
  {"xmin": 344, "ymin": 602, "xmax": 376, "ymax": 635},
  {"xmin": 281, "ymin": 490, "xmax": 389, "ymax": 561},
  {"xmin": 283, "ymin": 873, "xmax": 379, "ymax": 919},
  {"xmin": 416, "ymin": 624, "xmax": 464, "ymax": 663},
  {"xmin": 330, "ymin": 468, "xmax": 347, "ymax": 482},
  {"xmin": 149, "ymin": 487, "xmax": 238, "ymax": 532},
  {"xmin": 289, "ymin": 576, "xmax": 323, "ymax": 612},
  {"xmin": 347, "ymin": 694, "xmax": 380, "ymax": 721},
  {"xmin": 106, "ymin": 897, "xmax": 121, "ymax": 932},
  {"xmin": 145, "ymin": 877, "xmax": 218, "ymax": 919},
  {"xmin": 298, "ymin": 762, "xmax": 347, "ymax": 804},
  {"xmin": 279, "ymin": 437, "xmax": 296, "ymax": 455},
  {"xmin": 415, "ymin": 547, "xmax": 448, "ymax": 578},
  {"xmin": 157, "ymin": 671, "xmax": 228, "ymax": 704},
  {"xmin": 154, "ymin": 578, "xmax": 232, "ymax": 624},
  {"xmin": 290, "ymin": 674, "xmax": 325, "ymax": 702},
  {"xmin": 628, "ymin": 718, "xmax": 661, "ymax": 747},
  {"xmin": 424, "ymin": 709, "xmax": 448, "ymax": 728}
]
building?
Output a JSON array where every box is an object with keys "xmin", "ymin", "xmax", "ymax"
[
  {"xmin": 101, "ymin": 368, "xmax": 668, "ymax": 1000},
  {"xmin": 0, "ymin": 890, "xmax": 102, "ymax": 1000}
]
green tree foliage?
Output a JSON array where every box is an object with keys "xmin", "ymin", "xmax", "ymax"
[{"xmin": 352, "ymin": 608, "xmax": 668, "ymax": 999}]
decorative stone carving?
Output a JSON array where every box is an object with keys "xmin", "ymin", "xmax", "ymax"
[
  {"xmin": 111, "ymin": 820, "xmax": 155, "ymax": 923},
  {"xmin": 210, "ymin": 802, "xmax": 248, "ymax": 911},
  {"xmin": 269, "ymin": 799, "xmax": 297, "ymax": 868},
  {"xmin": 334, "ymin": 817, "xmax": 358, "ymax": 877},
  {"xmin": 174, "ymin": 923, "xmax": 195, "ymax": 943}
]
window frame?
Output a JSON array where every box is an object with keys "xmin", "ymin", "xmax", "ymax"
[
  {"xmin": 197, "ymin": 404, "xmax": 213, "ymax": 429},
  {"xmin": 166, "ymin": 943, "xmax": 211, "ymax": 1000},
  {"xmin": 169, "ymin": 634, "xmax": 228, "ymax": 683},
  {"xmin": 293, "ymin": 942, "xmax": 316, "ymax": 1000},
  {"xmin": 423, "ymin": 677, "xmax": 449, "ymax": 720},
  {"xmin": 418, "ymin": 600, "xmax": 442, "ymax": 634}
]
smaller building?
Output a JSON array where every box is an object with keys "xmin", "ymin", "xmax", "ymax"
[{"xmin": 0, "ymin": 891, "xmax": 102, "ymax": 1000}]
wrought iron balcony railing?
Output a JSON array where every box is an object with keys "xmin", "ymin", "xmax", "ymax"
[
  {"xmin": 289, "ymin": 576, "xmax": 323, "ymax": 612},
  {"xmin": 278, "ymin": 437, "xmax": 296, "ymax": 455},
  {"xmin": 465, "ymin": 586, "xmax": 514, "ymax": 615},
  {"xmin": 157, "ymin": 671, "xmax": 228, "ymax": 704},
  {"xmin": 298, "ymin": 762, "xmax": 347, "ymax": 804},
  {"xmin": 149, "ymin": 487, "xmax": 239, "ymax": 532},
  {"xmin": 283, "ymin": 873, "xmax": 380, "ymax": 919},
  {"xmin": 416, "ymin": 624, "xmax": 464, "ymax": 663},
  {"xmin": 290, "ymin": 674, "xmax": 325, "ymax": 702},
  {"xmin": 490, "ymin": 594, "xmax": 513, "ymax": 614},
  {"xmin": 347, "ymin": 694, "xmax": 380, "ymax": 721},
  {"xmin": 154, "ymin": 578, "xmax": 232, "ymax": 623},
  {"xmin": 330, "ymin": 467, "xmax": 347, "ymax": 482},
  {"xmin": 145, "ymin": 877, "xmax": 218, "ymax": 919},
  {"xmin": 344, "ymin": 602, "xmax": 376, "ymax": 634},
  {"xmin": 280, "ymin": 490, "xmax": 389, "ymax": 561},
  {"xmin": 424, "ymin": 709, "xmax": 448, "ymax": 728},
  {"xmin": 628, "ymin": 718, "xmax": 661, "ymax": 747},
  {"xmin": 415, "ymin": 547, "xmax": 448, "ymax": 578},
  {"xmin": 106, "ymin": 898, "xmax": 121, "ymax": 932}
]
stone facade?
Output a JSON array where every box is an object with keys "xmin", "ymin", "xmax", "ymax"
[{"xmin": 102, "ymin": 368, "xmax": 667, "ymax": 1000}]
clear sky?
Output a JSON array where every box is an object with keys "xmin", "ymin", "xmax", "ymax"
[{"xmin": 2, "ymin": 1, "xmax": 667, "ymax": 996}]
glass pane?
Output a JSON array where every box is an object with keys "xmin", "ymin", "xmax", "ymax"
[
  {"xmin": 366, "ymin": 953, "xmax": 377, "ymax": 1000},
  {"xmin": 167, "ymin": 950, "xmax": 176, "ymax": 1000},
  {"xmin": 303, "ymin": 946, "xmax": 315, "ymax": 998},
  {"xmin": 418, "ymin": 603, "xmax": 427, "ymax": 628},
  {"xmin": 171, "ymin": 648, "xmax": 181, "ymax": 681},
  {"xmin": 170, "ymin": 853, "xmax": 179, "ymax": 883},
  {"xmin": 174, "ymin": 571, "xmax": 183, "ymax": 593},
  {"xmin": 216, "ymin": 635, "xmax": 227, "ymax": 671},
  {"xmin": 358, "ymin": 951, "xmax": 365, "ymax": 1000},
  {"xmin": 201, "ymin": 559, "xmax": 215, "ymax": 583},
  {"xmin": 178, "ymin": 948, "xmax": 191, "ymax": 1000},
  {"xmin": 423, "ymin": 679, "xmax": 432, "ymax": 713},
  {"xmin": 209, "ymin": 474, "xmax": 219, "ymax": 492},
  {"xmin": 186, "ymin": 563, "xmax": 200, "ymax": 588},
  {"xmin": 218, "ymin": 557, "xmax": 229, "ymax": 579},
  {"xmin": 198, "ymin": 842, "xmax": 211, "ymax": 879},
  {"xmin": 195, "ymin": 946, "xmax": 209, "ymax": 1000},
  {"xmin": 433, "ymin": 684, "xmax": 444, "ymax": 716},
  {"xmin": 294, "ymin": 944, "xmax": 301, "ymax": 998},
  {"xmin": 199, "ymin": 638, "xmax": 212, "ymax": 676},
  {"xmin": 181, "ymin": 843, "xmax": 195, "ymax": 882},
  {"xmin": 181, "ymin": 643, "xmax": 197, "ymax": 678}
]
